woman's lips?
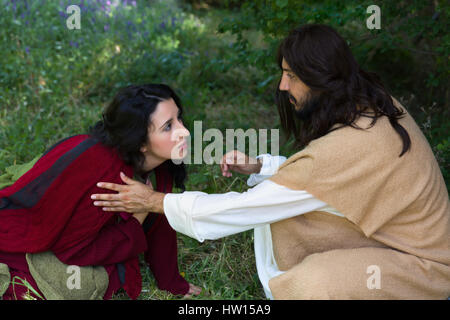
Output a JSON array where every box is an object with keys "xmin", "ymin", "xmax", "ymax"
[{"xmin": 178, "ymin": 141, "xmax": 188, "ymax": 150}]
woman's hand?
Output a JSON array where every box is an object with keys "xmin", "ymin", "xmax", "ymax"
[
  {"xmin": 91, "ymin": 172, "xmax": 165, "ymax": 215},
  {"xmin": 220, "ymin": 150, "xmax": 262, "ymax": 177}
]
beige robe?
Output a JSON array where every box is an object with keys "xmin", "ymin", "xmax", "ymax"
[{"xmin": 268, "ymin": 98, "xmax": 450, "ymax": 299}]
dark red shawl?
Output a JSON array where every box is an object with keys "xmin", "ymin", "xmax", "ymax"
[{"xmin": 0, "ymin": 134, "xmax": 173, "ymax": 299}]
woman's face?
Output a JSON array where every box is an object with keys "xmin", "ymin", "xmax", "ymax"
[{"xmin": 140, "ymin": 98, "xmax": 190, "ymax": 171}]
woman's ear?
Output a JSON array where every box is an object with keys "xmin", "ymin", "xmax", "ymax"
[{"xmin": 140, "ymin": 145, "xmax": 147, "ymax": 153}]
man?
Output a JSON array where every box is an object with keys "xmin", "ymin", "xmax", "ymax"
[{"xmin": 91, "ymin": 24, "xmax": 450, "ymax": 299}]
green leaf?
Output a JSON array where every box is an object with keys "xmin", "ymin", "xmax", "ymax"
[{"xmin": 276, "ymin": 0, "xmax": 288, "ymax": 8}]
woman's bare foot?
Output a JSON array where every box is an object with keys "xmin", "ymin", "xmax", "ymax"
[{"xmin": 183, "ymin": 283, "xmax": 202, "ymax": 298}]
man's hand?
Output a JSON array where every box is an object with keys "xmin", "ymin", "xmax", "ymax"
[
  {"xmin": 220, "ymin": 150, "xmax": 262, "ymax": 177},
  {"xmin": 91, "ymin": 172, "xmax": 165, "ymax": 215}
]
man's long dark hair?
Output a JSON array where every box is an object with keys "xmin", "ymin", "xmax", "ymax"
[
  {"xmin": 276, "ymin": 24, "xmax": 411, "ymax": 157},
  {"xmin": 89, "ymin": 83, "xmax": 187, "ymax": 191}
]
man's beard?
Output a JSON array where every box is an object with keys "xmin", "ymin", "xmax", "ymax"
[{"xmin": 289, "ymin": 91, "xmax": 320, "ymax": 121}]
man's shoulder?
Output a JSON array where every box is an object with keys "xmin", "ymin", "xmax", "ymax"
[{"xmin": 282, "ymin": 114, "xmax": 402, "ymax": 171}]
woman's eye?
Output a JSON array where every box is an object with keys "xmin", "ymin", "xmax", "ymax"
[
  {"xmin": 287, "ymin": 73, "xmax": 295, "ymax": 79},
  {"xmin": 164, "ymin": 123, "xmax": 172, "ymax": 131}
]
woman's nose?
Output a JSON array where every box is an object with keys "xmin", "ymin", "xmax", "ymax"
[
  {"xmin": 172, "ymin": 122, "xmax": 190, "ymax": 141},
  {"xmin": 178, "ymin": 122, "xmax": 190, "ymax": 138}
]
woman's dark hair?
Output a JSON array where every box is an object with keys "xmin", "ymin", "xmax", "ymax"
[
  {"xmin": 89, "ymin": 83, "xmax": 187, "ymax": 191},
  {"xmin": 276, "ymin": 24, "xmax": 411, "ymax": 157}
]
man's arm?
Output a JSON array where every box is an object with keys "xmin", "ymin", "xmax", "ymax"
[
  {"xmin": 91, "ymin": 153, "xmax": 283, "ymax": 215},
  {"xmin": 91, "ymin": 171, "xmax": 334, "ymax": 243},
  {"xmin": 247, "ymin": 154, "xmax": 287, "ymax": 187},
  {"xmin": 162, "ymin": 179, "xmax": 332, "ymax": 242}
]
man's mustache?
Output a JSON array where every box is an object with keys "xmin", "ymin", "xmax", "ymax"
[{"xmin": 293, "ymin": 91, "xmax": 320, "ymax": 121}]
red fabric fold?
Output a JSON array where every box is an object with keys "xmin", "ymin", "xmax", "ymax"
[{"xmin": 0, "ymin": 135, "xmax": 142, "ymax": 298}]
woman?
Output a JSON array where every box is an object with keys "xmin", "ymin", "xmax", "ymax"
[{"xmin": 0, "ymin": 84, "xmax": 201, "ymax": 300}]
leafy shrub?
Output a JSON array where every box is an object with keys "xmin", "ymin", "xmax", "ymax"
[{"xmin": 217, "ymin": 0, "xmax": 449, "ymax": 188}]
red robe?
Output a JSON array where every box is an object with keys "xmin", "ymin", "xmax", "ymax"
[{"xmin": 0, "ymin": 135, "xmax": 189, "ymax": 299}]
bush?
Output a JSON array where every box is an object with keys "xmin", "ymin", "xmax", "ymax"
[{"xmin": 217, "ymin": 0, "xmax": 450, "ymax": 188}]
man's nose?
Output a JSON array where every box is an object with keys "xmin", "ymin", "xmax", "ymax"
[{"xmin": 279, "ymin": 75, "xmax": 289, "ymax": 91}]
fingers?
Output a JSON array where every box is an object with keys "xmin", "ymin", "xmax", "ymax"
[
  {"xmin": 93, "ymin": 200, "xmax": 123, "ymax": 207},
  {"xmin": 92, "ymin": 198, "xmax": 127, "ymax": 212},
  {"xmin": 221, "ymin": 163, "xmax": 232, "ymax": 177},
  {"xmin": 183, "ymin": 283, "xmax": 202, "ymax": 298},
  {"xmin": 91, "ymin": 193, "xmax": 121, "ymax": 201},
  {"xmin": 96, "ymin": 181, "xmax": 124, "ymax": 192},
  {"xmin": 220, "ymin": 151, "xmax": 238, "ymax": 177},
  {"xmin": 120, "ymin": 172, "xmax": 136, "ymax": 185},
  {"xmin": 101, "ymin": 206, "xmax": 126, "ymax": 212},
  {"xmin": 227, "ymin": 150, "xmax": 238, "ymax": 163},
  {"xmin": 220, "ymin": 162, "xmax": 232, "ymax": 177},
  {"xmin": 95, "ymin": 173, "xmax": 136, "ymax": 194},
  {"xmin": 219, "ymin": 154, "xmax": 227, "ymax": 176},
  {"xmin": 190, "ymin": 284, "xmax": 202, "ymax": 295}
]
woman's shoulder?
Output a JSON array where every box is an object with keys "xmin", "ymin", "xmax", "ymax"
[{"xmin": 43, "ymin": 134, "xmax": 121, "ymax": 170}]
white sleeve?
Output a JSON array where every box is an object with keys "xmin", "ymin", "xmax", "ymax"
[
  {"xmin": 247, "ymin": 154, "xmax": 287, "ymax": 187},
  {"xmin": 163, "ymin": 179, "xmax": 330, "ymax": 242}
]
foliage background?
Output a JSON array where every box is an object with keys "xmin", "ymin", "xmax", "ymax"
[{"xmin": 0, "ymin": 0, "xmax": 448, "ymax": 299}]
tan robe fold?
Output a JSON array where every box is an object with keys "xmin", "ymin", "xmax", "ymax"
[{"xmin": 268, "ymin": 98, "xmax": 450, "ymax": 299}]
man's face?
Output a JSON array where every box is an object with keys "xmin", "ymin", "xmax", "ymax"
[
  {"xmin": 279, "ymin": 58, "xmax": 319, "ymax": 121},
  {"xmin": 279, "ymin": 58, "xmax": 311, "ymax": 111}
]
